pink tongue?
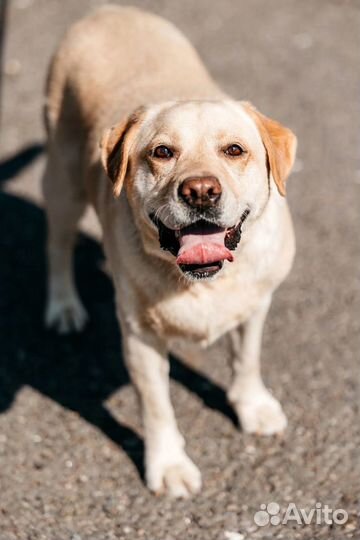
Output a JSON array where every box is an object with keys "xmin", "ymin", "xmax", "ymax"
[{"xmin": 176, "ymin": 224, "xmax": 233, "ymax": 265}]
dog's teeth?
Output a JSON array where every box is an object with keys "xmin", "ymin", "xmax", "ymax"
[{"xmin": 175, "ymin": 230, "xmax": 180, "ymax": 239}]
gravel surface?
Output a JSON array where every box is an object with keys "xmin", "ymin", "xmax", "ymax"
[{"xmin": 0, "ymin": 1, "xmax": 359, "ymax": 539}]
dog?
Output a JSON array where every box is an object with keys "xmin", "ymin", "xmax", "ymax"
[{"xmin": 43, "ymin": 5, "xmax": 297, "ymax": 497}]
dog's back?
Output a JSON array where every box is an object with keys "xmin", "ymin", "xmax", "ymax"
[{"xmin": 45, "ymin": 5, "xmax": 221, "ymax": 141}]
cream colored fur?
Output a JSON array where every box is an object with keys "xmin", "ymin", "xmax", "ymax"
[{"xmin": 43, "ymin": 5, "xmax": 296, "ymax": 497}]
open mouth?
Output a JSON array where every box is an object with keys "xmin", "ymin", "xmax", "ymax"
[{"xmin": 150, "ymin": 209, "xmax": 250, "ymax": 279}]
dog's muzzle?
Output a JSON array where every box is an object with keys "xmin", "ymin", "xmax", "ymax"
[{"xmin": 150, "ymin": 208, "xmax": 250, "ymax": 280}]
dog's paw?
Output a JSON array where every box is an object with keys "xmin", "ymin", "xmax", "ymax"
[
  {"xmin": 233, "ymin": 390, "xmax": 287, "ymax": 435},
  {"xmin": 146, "ymin": 451, "xmax": 202, "ymax": 498},
  {"xmin": 45, "ymin": 294, "xmax": 88, "ymax": 334}
]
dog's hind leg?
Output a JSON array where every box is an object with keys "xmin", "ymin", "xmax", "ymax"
[{"xmin": 43, "ymin": 137, "xmax": 88, "ymax": 334}]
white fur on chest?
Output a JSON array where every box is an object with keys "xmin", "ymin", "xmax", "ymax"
[
  {"xmin": 158, "ymin": 274, "xmax": 267, "ymax": 348},
  {"xmin": 106, "ymin": 191, "xmax": 293, "ymax": 349},
  {"xmin": 146, "ymin": 196, "xmax": 291, "ymax": 348}
]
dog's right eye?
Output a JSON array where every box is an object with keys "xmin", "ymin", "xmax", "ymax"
[{"xmin": 153, "ymin": 145, "xmax": 173, "ymax": 159}]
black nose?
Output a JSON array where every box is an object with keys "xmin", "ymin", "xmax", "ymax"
[{"xmin": 179, "ymin": 176, "xmax": 222, "ymax": 209}]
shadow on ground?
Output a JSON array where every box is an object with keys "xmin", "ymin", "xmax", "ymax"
[
  {"xmin": 0, "ymin": 143, "xmax": 45, "ymax": 183},
  {"xmin": 0, "ymin": 146, "xmax": 237, "ymax": 481}
]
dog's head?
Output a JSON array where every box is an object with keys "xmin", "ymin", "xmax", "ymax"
[{"xmin": 101, "ymin": 100, "xmax": 296, "ymax": 281}]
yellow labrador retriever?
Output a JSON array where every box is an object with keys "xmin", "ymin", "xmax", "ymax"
[{"xmin": 43, "ymin": 5, "xmax": 297, "ymax": 497}]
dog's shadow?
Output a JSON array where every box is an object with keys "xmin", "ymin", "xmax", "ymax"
[{"xmin": 0, "ymin": 145, "xmax": 237, "ymax": 481}]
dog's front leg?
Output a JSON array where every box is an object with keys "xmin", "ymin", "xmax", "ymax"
[
  {"xmin": 227, "ymin": 295, "xmax": 287, "ymax": 435},
  {"xmin": 122, "ymin": 330, "xmax": 201, "ymax": 497}
]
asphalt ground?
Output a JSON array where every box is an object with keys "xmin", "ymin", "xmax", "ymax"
[{"xmin": 0, "ymin": 1, "xmax": 359, "ymax": 539}]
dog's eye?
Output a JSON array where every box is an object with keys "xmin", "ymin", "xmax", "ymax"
[
  {"xmin": 224, "ymin": 144, "xmax": 245, "ymax": 157},
  {"xmin": 153, "ymin": 145, "xmax": 173, "ymax": 159}
]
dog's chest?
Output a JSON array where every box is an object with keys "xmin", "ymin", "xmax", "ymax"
[{"xmin": 144, "ymin": 268, "xmax": 272, "ymax": 348}]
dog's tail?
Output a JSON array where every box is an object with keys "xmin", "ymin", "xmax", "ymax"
[{"xmin": 43, "ymin": 48, "xmax": 67, "ymax": 138}]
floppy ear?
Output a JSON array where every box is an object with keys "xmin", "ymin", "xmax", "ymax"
[
  {"xmin": 241, "ymin": 101, "xmax": 297, "ymax": 196},
  {"xmin": 100, "ymin": 107, "xmax": 146, "ymax": 197}
]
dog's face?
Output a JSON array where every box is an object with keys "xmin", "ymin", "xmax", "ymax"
[{"xmin": 101, "ymin": 100, "xmax": 296, "ymax": 280}]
